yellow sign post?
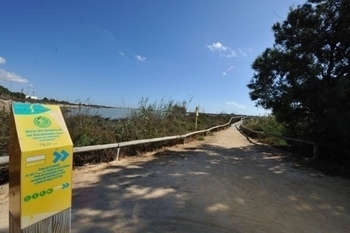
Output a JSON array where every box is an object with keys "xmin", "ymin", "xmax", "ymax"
[{"xmin": 9, "ymin": 103, "xmax": 73, "ymax": 232}]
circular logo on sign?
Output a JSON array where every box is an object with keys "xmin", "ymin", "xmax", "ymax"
[{"xmin": 33, "ymin": 116, "xmax": 51, "ymax": 128}]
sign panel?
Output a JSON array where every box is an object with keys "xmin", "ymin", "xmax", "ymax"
[{"xmin": 9, "ymin": 103, "xmax": 73, "ymax": 229}]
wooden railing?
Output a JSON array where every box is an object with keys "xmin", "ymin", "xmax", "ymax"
[
  {"xmin": 239, "ymin": 118, "xmax": 320, "ymax": 159},
  {"xmin": 0, "ymin": 116, "xmax": 242, "ymax": 166}
]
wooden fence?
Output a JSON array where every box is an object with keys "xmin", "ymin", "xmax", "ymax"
[
  {"xmin": 0, "ymin": 116, "xmax": 242, "ymax": 166},
  {"xmin": 239, "ymin": 118, "xmax": 319, "ymax": 159}
]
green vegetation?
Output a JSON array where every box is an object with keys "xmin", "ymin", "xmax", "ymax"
[
  {"xmin": 0, "ymin": 106, "xmax": 9, "ymax": 156},
  {"xmin": 242, "ymin": 116, "xmax": 287, "ymax": 146},
  {"xmin": 0, "ymin": 85, "xmax": 25, "ymax": 100},
  {"xmin": 64, "ymin": 98, "xmax": 232, "ymax": 165},
  {"xmin": 0, "ymin": 98, "xmax": 234, "ymax": 165},
  {"xmin": 247, "ymin": 0, "xmax": 350, "ymax": 164}
]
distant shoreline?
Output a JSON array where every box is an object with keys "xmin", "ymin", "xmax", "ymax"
[{"xmin": 0, "ymin": 98, "xmax": 138, "ymax": 112}]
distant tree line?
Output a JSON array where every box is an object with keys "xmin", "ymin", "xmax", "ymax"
[
  {"xmin": 0, "ymin": 85, "xmax": 26, "ymax": 100},
  {"xmin": 0, "ymin": 84, "xmax": 97, "ymax": 107}
]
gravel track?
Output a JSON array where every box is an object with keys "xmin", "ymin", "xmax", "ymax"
[{"xmin": 1, "ymin": 124, "xmax": 350, "ymax": 232}]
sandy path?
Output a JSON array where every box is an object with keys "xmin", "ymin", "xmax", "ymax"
[{"xmin": 1, "ymin": 124, "xmax": 350, "ymax": 232}]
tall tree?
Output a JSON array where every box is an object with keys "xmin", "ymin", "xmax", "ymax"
[{"xmin": 248, "ymin": 0, "xmax": 350, "ymax": 161}]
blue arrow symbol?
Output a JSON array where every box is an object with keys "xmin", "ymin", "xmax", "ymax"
[
  {"xmin": 60, "ymin": 150, "xmax": 69, "ymax": 162},
  {"xmin": 62, "ymin": 183, "xmax": 69, "ymax": 189},
  {"xmin": 53, "ymin": 151, "xmax": 62, "ymax": 163},
  {"xmin": 53, "ymin": 150, "xmax": 70, "ymax": 163}
]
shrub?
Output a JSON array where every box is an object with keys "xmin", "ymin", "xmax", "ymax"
[{"xmin": 242, "ymin": 115, "xmax": 287, "ymax": 146}]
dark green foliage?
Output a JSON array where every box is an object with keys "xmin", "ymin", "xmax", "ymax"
[
  {"xmin": 65, "ymin": 115, "xmax": 117, "ymax": 147},
  {"xmin": 0, "ymin": 106, "xmax": 9, "ymax": 155},
  {"xmin": 243, "ymin": 116, "xmax": 287, "ymax": 146},
  {"xmin": 11, "ymin": 92, "xmax": 25, "ymax": 99},
  {"xmin": 41, "ymin": 97, "xmax": 75, "ymax": 106},
  {"xmin": 247, "ymin": 0, "xmax": 350, "ymax": 163},
  {"xmin": 0, "ymin": 86, "xmax": 11, "ymax": 96},
  {"xmin": 0, "ymin": 85, "xmax": 26, "ymax": 100}
]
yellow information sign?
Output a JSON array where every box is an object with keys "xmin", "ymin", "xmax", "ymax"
[{"xmin": 9, "ymin": 103, "xmax": 73, "ymax": 229}]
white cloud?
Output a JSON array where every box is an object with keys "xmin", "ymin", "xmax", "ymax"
[
  {"xmin": 0, "ymin": 69, "xmax": 28, "ymax": 83},
  {"xmin": 119, "ymin": 51, "xmax": 125, "ymax": 56},
  {"xmin": 207, "ymin": 42, "xmax": 228, "ymax": 52},
  {"xmin": 222, "ymin": 72, "xmax": 226, "ymax": 76},
  {"xmin": 0, "ymin": 56, "xmax": 6, "ymax": 64},
  {"xmin": 207, "ymin": 42, "xmax": 239, "ymax": 58},
  {"xmin": 225, "ymin": 101, "xmax": 246, "ymax": 109},
  {"xmin": 226, "ymin": 51, "xmax": 237, "ymax": 58},
  {"xmin": 206, "ymin": 43, "xmax": 250, "ymax": 59},
  {"xmin": 135, "ymin": 55, "xmax": 146, "ymax": 62}
]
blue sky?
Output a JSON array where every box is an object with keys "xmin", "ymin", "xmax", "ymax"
[{"xmin": 0, "ymin": 0, "xmax": 305, "ymax": 115}]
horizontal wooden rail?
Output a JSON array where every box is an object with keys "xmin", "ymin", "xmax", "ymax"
[
  {"xmin": 0, "ymin": 116, "xmax": 242, "ymax": 166},
  {"xmin": 240, "ymin": 124, "xmax": 317, "ymax": 145},
  {"xmin": 0, "ymin": 156, "xmax": 8, "ymax": 166},
  {"xmin": 239, "ymin": 119, "xmax": 319, "ymax": 159}
]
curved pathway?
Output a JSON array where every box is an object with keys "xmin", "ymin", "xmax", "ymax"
[{"xmin": 1, "ymin": 125, "xmax": 350, "ymax": 232}]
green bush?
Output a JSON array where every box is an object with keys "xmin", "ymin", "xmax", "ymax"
[{"xmin": 243, "ymin": 115, "xmax": 287, "ymax": 146}]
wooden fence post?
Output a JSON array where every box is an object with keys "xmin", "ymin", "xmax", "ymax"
[
  {"xmin": 116, "ymin": 148, "xmax": 120, "ymax": 161},
  {"xmin": 195, "ymin": 106, "xmax": 199, "ymax": 130}
]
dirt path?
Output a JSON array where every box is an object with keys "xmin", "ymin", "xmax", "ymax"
[{"xmin": 1, "ymin": 125, "xmax": 350, "ymax": 232}]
